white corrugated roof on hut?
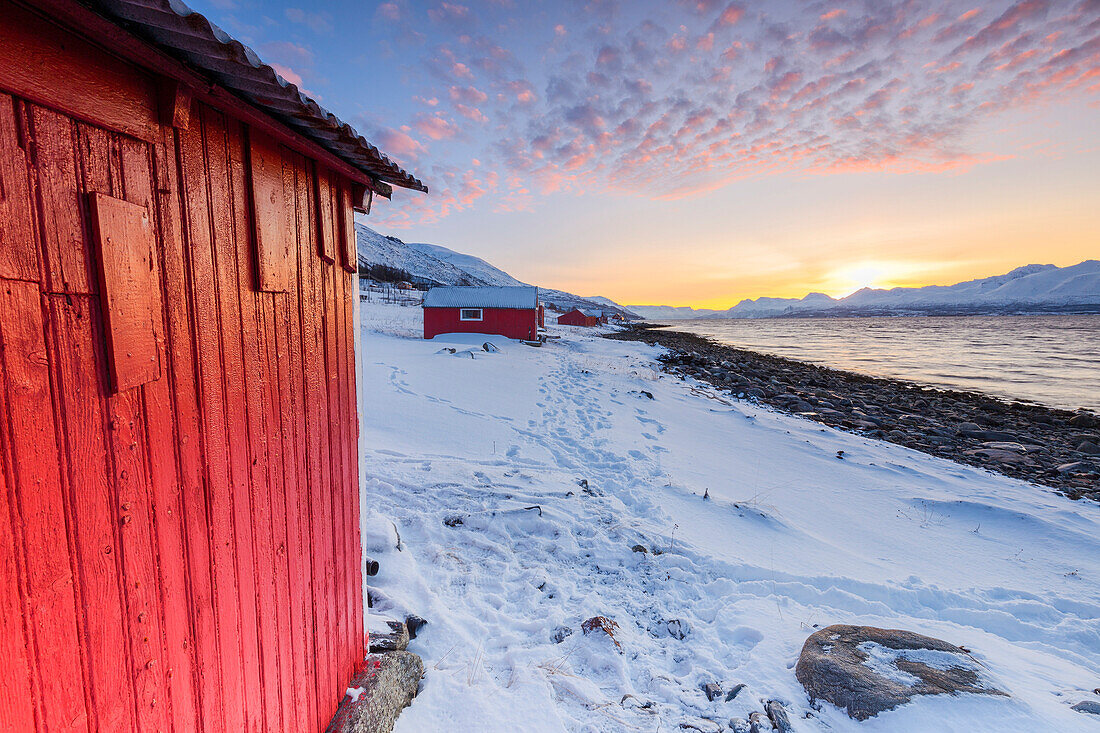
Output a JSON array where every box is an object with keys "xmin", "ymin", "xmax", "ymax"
[{"xmin": 423, "ymin": 286, "xmax": 539, "ymax": 309}]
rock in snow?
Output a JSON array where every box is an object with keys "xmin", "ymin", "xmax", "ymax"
[
  {"xmin": 1072, "ymin": 700, "xmax": 1100, "ymax": 715},
  {"xmin": 328, "ymin": 652, "xmax": 424, "ymax": 733},
  {"xmin": 369, "ymin": 620, "xmax": 410, "ymax": 654},
  {"xmin": 581, "ymin": 616, "xmax": 622, "ymax": 651},
  {"xmin": 550, "ymin": 625, "xmax": 573, "ymax": 644},
  {"xmin": 795, "ymin": 625, "xmax": 1006, "ymax": 720}
]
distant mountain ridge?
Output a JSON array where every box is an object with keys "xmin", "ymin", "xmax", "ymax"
[
  {"xmin": 356, "ymin": 224, "xmax": 640, "ymax": 319},
  {"xmin": 629, "ymin": 261, "xmax": 1100, "ymax": 320}
]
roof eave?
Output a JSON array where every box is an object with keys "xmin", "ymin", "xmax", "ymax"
[{"xmin": 52, "ymin": 0, "xmax": 427, "ymax": 194}]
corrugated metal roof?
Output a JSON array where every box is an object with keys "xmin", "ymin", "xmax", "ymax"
[
  {"xmin": 423, "ymin": 286, "xmax": 538, "ymax": 309},
  {"xmin": 84, "ymin": 0, "xmax": 427, "ymax": 193}
]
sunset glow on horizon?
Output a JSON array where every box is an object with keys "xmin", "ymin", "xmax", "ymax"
[{"xmin": 190, "ymin": 0, "xmax": 1100, "ymax": 308}]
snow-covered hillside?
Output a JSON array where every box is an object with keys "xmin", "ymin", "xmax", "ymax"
[
  {"xmin": 406, "ymin": 241, "xmax": 527, "ymax": 287},
  {"xmin": 356, "ymin": 224, "xmax": 639, "ymax": 319},
  {"xmin": 357, "ymin": 301, "xmax": 1100, "ymax": 732},
  {"xmin": 630, "ymin": 261, "xmax": 1100, "ymax": 319},
  {"xmin": 357, "ymin": 224, "xmax": 484, "ymax": 286}
]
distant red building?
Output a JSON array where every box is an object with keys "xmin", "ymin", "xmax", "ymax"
[
  {"xmin": 423, "ymin": 286, "xmax": 540, "ymax": 340},
  {"xmin": 558, "ymin": 308, "xmax": 601, "ymax": 327}
]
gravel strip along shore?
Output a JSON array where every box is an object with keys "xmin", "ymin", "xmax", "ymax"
[{"xmin": 606, "ymin": 324, "xmax": 1100, "ymax": 501}]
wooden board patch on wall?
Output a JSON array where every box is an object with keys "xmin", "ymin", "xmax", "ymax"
[
  {"xmin": 249, "ymin": 129, "xmax": 290, "ymax": 292},
  {"xmin": 88, "ymin": 193, "xmax": 160, "ymax": 392},
  {"xmin": 315, "ymin": 167, "xmax": 337, "ymax": 264},
  {"xmin": 339, "ymin": 183, "xmax": 359, "ymax": 273}
]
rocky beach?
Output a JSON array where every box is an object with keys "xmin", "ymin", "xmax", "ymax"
[{"xmin": 608, "ymin": 324, "xmax": 1100, "ymax": 501}]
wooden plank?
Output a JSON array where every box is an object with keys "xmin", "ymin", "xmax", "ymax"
[
  {"xmin": 154, "ymin": 124, "xmax": 217, "ymax": 730},
  {"xmin": 157, "ymin": 79, "xmax": 192, "ymax": 131},
  {"xmin": 249, "ymin": 129, "xmax": 290, "ymax": 292},
  {"xmin": 178, "ymin": 105, "xmax": 248, "ymax": 732},
  {"xmin": 0, "ymin": 280, "xmax": 89, "ymax": 731},
  {"xmin": 279, "ymin": 149, "xmax": 318, "ymax": 731},
  {"xmin": 114, "ymin": 136, "xmax": 172, "ymax": 732},
  {"xmin": 325, "ymin": 256, "xmax": 346, "ymax": 690},
  {"xmin": 0, "ymin": 93, "xmax": 39, "ymax": 282},
  {"xmin": 261, "ymin": 281, "xmax": 301, "ymax": 726},
  {"xmin": 339, "ymin": 181, "xmax": 359, "ymax": 273},
  {"xmin": 0, "ymin": 1, "xmax": 159, "ymax": 143},
  {"xmin": 334, "ymin": 260, "xmax": 356, "ymax": 677},
  {"xmin": 48, "ymin": 292, "xmax": 138, "ymax": 733},
  {"xmin": 0, "ymin": 283, "xmax": 44, "ymax": 733},
  {"xmin": 329, "ymin": 196, "xmax": 357, "ymax": 684},
  {"xmin": 27, "ymin": 104, "xmax": 93, "ymax": 294},
  {"xmin": 344, "ymin": 265, "xmax": 365, "ymax": 665},
  {"xmin": 67, "ymin": 122, "xmax": 143, "ymax": 733},
  {"xmin": 88, "ymin": 192, "xmax": 161, "ymax": 392},
  {"xmin": 294, "ymin": 153, "xmax": 333, "ymax": 729},
  {"xmin": 203, "ymin": 107, "xmax": 265, "ymax": 731},
  {"xmin": 351, "ymin": 182, "xmax": 374, "ymax": 213},
  {"xmin": 342, "ymin": 266, "xmax": 364, "ymax": 668},
  {"xmin": 223, "ymin": 114, "xmax": 283, "ymax": 731},
  {"xmin": 315, "ymin": 168, "xmax": 336, "ymax": 264}
]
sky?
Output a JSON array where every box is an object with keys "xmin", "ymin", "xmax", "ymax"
[{"xmin": 190, "ymin": 0, "xmax": 1100, "ymax": 308}]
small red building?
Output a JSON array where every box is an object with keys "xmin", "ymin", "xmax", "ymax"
[
  {"xmin": 558, "ymin": 308, "xmax": 601, "ymax": 327},
  {"xmin": 0, "ymin": 2, "xmax": 424, "ymax": 731},
  {"xmin": 423, "ymin": 286, "xmax": 540, "ymax": 340}
]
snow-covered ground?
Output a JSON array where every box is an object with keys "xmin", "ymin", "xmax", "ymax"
[{"xmin": 356, "ymin": 301, "xmax": 1100, "ymax": 732}]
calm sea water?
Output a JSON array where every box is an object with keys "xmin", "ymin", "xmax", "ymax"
[{"xmin": 664, "ymin": 314, "xmax": 1100, "ymax": 412}]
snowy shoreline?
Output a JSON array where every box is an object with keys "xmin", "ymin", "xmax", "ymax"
[
  {"xmin": 357, "ymin": 301, "xmax": 1100, "ymax": 732},
  {"xmin": 608, "ymin": 324, "xmax": 1100, "ymax": 501}
]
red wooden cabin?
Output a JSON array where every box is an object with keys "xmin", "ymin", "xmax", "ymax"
[
  {"xmin": 0, "ymin": 1, "xmax": 425, "ymax": 731},
  {"xmin": 557, "ymin": 308, "xmax": 601, "ymax": 327},
  {"xmin": 423, "ymin": 286, "xmax": 540, "ymax": 340}
]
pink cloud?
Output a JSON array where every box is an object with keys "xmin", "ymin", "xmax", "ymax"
[
  {"xmin": 717, "ymin": 3, "xmax": 744, "ymax": 26},
  {"xmin": 449, "ymin": 85, "xmax": 489, "ymax": 104},
  {"xmin": 428, "ymin": 2, "xmax": 471, "ymax": 24},
  {"xmin": 504, "ymin": 80, "xmax": 537, "ymax": 104},
  {"xmin": 455, "ymin": 104, "xmax": 489, "ymax": 123},
  {"xmin": 414, "ymin": 114, "xmax": 459, "ymax": 140},
  {"xmin": 374, "ymin": 127, "xmax": 427, "ymax": 161}
]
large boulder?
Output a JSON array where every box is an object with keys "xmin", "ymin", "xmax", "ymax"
[
  {"xmin": 795, "ymin": 625, "xmax": 1005, "ymax": 720},
  {"xmin": 326, "ymin": 651, "xmax": 424, "ymax": 733}
]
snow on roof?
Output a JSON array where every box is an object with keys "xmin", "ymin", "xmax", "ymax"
[{"xmin": 423, "ymin": 286, "xmax": 538, "ymax": 309}]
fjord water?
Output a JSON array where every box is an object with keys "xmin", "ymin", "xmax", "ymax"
[{"xmin": 665, "ymin": 314, "xmax": 1100, "ymax": 412}]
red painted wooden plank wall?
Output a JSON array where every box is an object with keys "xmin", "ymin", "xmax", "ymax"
[{"xmin": 0, "ymin": 47, "xmax": 365, "ymax": 733}]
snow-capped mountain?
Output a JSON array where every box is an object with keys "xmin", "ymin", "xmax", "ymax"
[
  {"xmin": 356, "ymin": 224, "xmax": 485, "ymax": 286},
  {"xmin": 629, "ymin": 261, "xmax": 1100, "ymax": 319},
  {"xmin": 405, "ymin": 241, "xmax": 527, "ymax": 287},
  {"xmin": 356, "ymin": 224, "xmax": 639, "ymax": 319}
]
